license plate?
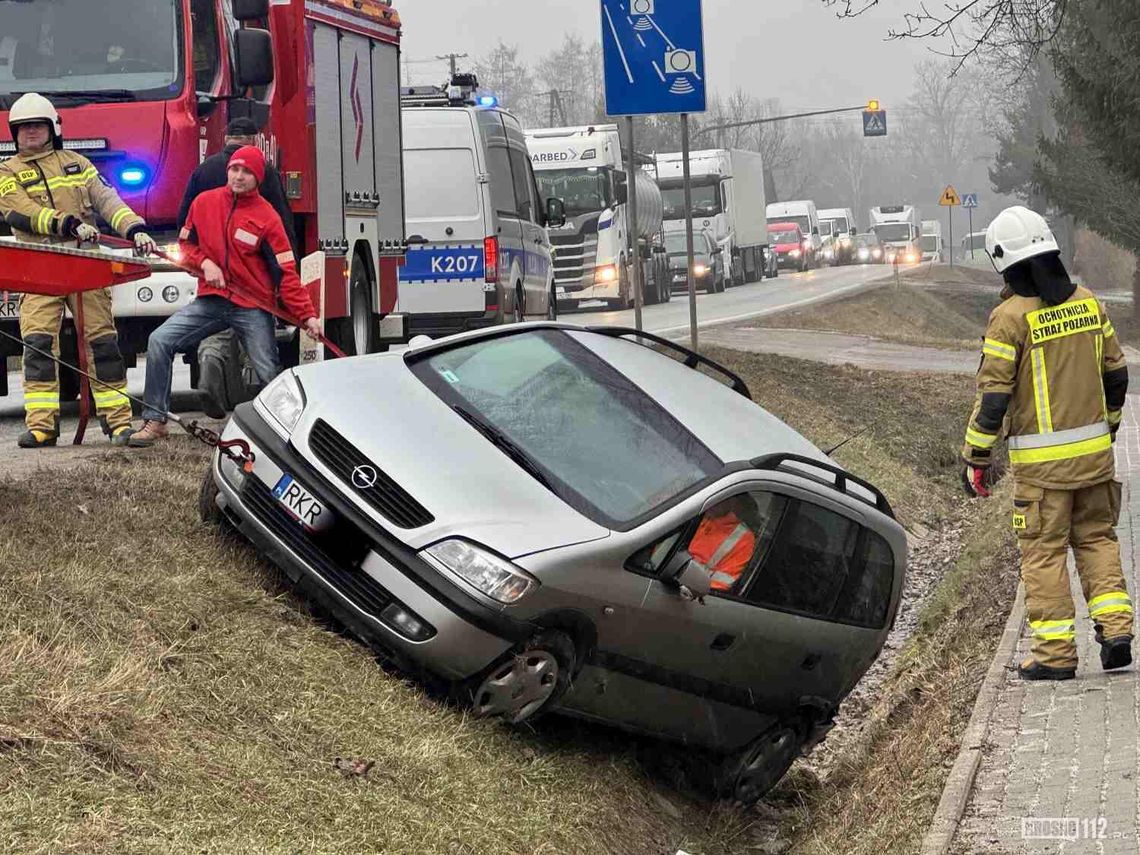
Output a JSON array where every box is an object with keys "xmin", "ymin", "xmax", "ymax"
[
  {"xmin": 556, "ymin": 287, "xmax": 567, "ymax": 298},
  {"xmin": 0, "ymin": 293, "xmax": 19, "ymax": 320},
  {"xmin": 272, "ymin": 473, "xmax": 332, "ymax": 532}
]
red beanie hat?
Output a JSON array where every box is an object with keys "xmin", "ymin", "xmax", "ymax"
[{"xmin": 228, "ymin": 145, "xmax": 266, "ymax": 185}]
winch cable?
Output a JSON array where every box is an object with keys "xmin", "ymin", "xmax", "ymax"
[{"xmin": 0, "ymin": 322, "xmax": 256, "ymax": 468}]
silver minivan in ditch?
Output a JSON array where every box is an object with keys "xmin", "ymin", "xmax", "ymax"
[
  {"xmin": 398, "ymin": 76, "xmax": 565, "ymax": 337},
  {"xmin": 203, "ymin": 323, "xmax": 907, "ymax": 804}
]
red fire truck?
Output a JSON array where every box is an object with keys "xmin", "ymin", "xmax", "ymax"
[{"xmin": 0, "ymin": 0, "xmax": 408, "ymax": 401}]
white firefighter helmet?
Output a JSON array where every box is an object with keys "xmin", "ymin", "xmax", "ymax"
[
  {"xmin": 8, "ymin": 92, "xmax": 63, "ymax": 150},
  {"xmin": 985, "ymin": 205, "xmax": 1059, "ymax": 273}
]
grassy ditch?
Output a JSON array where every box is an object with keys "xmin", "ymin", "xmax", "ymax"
[{"xmin": 0, "ymin": 347, "xmax": 1012, "ymax": 855}]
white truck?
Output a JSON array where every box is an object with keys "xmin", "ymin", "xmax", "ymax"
[
  {"xmin": 526, "ymin": 125, "xmax": 668, "ymax": 310},
  {"xmin": 920, "ymin": 219, "xmax": 944, "ymax": 262},
  {"xmin": 656, "ymin": 149, "xmax": 773, "ymax": 286},
  {"xmin": 870, "ymin": 205, "xmax": 922, "ymax": 264}
]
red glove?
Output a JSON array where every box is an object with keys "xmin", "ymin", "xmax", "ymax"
[{"xmin": 962, "ymin": 465, "xmax": 992, "ymax": 498}]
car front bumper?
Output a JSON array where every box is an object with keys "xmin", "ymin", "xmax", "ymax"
[{"xmin": 211, "ymin": 406, "xmax": 523, "ymax": 681}]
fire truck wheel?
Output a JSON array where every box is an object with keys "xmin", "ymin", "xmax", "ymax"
[{"xmin": 349, "ymin": 255, "xmax": 377, "ymax": 356}]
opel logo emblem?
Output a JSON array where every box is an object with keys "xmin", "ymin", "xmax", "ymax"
[{"xmin": 351, "ymin": 465, "xmax": 378, "ymax": 490}]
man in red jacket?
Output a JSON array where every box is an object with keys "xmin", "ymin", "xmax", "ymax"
[{"xmin": 130, "ymin": 146, "xmax": 321, "ymax": 445}]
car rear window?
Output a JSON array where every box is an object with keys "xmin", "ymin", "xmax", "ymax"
[{"xmin": 410, "ymin": 330, "xmax": 722, "ymax": 528}]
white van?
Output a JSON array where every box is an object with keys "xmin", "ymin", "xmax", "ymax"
[
  {"xmin": 399, "ymin": 78, "xmax": 564, "ymax": 336},
  {"xmin": 766, "ymin": 201, "xmax": 822, "ymax": 268},
  {"xmin": 819, "ymin": 207, "xmax": 857, "ymax": 265}
]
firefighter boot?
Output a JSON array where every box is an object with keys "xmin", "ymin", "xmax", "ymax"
[
  {"xmin": 17, "ymin": 428, "xmax": 58, "ymax": 448},
  {"xmin": 1072, "ymin": 481, "xmax": 1134, "ymax": 669},
  {"xmin": 1100, "ymin": 636, "xmax": 1133, "ymax": 671},
  {"xmin": 1018, "ymin": 658, "xmax": 1077, "ymax": 681}
]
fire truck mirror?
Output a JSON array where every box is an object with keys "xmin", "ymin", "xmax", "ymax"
[
  {"xmin": 232, "ymin": 0, "xmax": 270, "ymax": 22},
  {"xmin": 233, "ymin": 29, "xmax": 275, "ymax": 90},
  {"xmin": 196, "ymin": 95, "xmax": 219, "ymax": 119}
]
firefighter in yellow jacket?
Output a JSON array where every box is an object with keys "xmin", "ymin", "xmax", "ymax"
[
  {"xmin": 962, "ymin": 206, "xmax": 1133, "ymax": 680},
  {"xmin": 0, "ymin": 93, "xmax": 155, "ymax": 448}
]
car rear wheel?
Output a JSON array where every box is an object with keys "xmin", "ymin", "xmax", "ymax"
[
  {"xmin": 513, "ymin": 283, "xmax": 525, "ymax": 323},
  {"xmin": 465, "ymin": 629, "xmax": 575, "ymax": 724},
  {"xmin": 718, "ymin": 723, "xmax": 804, "ymax": 806}
]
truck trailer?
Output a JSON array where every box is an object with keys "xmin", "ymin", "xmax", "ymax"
[
  {"xmin": 656, "ymin": 149, "xmax": 773, "ymax": 286},
  {"xmin": 0, "ymin": 0, "xmax": 409, "ymax": 401},
  {"xmin": 870, "ymin": 205, "xmax": 922, "ymax": 264}
]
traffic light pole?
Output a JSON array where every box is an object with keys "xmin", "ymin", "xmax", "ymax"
[{"xmin": 694, "ymin": 103, "xmax": 873, "ymax": 139}]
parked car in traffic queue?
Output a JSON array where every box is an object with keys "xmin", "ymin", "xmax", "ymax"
[
  {"xmin": 769, "ymin": 222, "xmax": 810, "ymax": 272},
  {"xmin": 202, "ymin": 323, "xmax": 907, "ymax": 805},
  {"xmin": 666, "ymin": 229, "xmax": 726, "ymax": 293}
]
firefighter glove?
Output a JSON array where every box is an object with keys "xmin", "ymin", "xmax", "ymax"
[
  {"xmin": 75, "ymin": 223, "xmax": 101, "ymax": 243},
  {"xmin": 133, "ymin": 231, "xmax": 157, "ymax": 257},
  {"xmin": 961, "ymin": 464, "xmax": 992, "ymax": 499}
]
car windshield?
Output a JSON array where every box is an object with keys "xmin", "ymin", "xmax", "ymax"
[
  {"xmin": 411, "ymin": 330, "xmax": 722, "ymax": 527},
  {"xmin": 664, "ymin": 233, "xmax": 712, "ymax": 256},
  {"xmin": 828, "ymin": 217, "xmax": 850, "ymax": 234},
  {"xmin": 819, "ymin": 220, "xmax": 834, "ymax": 237},
  {"xmin": 533, "ymin": 167, "xmax": 610, "ymax": 218},
  {"xmin": 660, "ymin": 182, "xmax": 721, "ymax": 219},
  {"xmin": 855, "ymin": 234, "xmax": 878, "ymax": 248},
  {"xmin": 874, "ymin": 223, "xmax": 911, "ymax": 242},
  {"xmin": 0, "ymin": 0, "xmax": 181, "ymax": 104},
  {"xmin": 769, "ymin": 215, "xmax": 810, "ymax": 233},
  {"xmin": 920, "ymin": 235, "xmax": 939, "ymax": 252},
  {"xmin": 771, "ymin": 229, "xmax": 800, "ymax": 244}
]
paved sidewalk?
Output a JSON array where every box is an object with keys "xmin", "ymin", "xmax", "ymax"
[{"xmin": 952, "ymin": 395, "xmax": 1140, "ymax": 854}]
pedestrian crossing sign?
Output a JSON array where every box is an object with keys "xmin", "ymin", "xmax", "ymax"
[
  {"xmin": 862, "ymin": 110, "xmax": 887, "ymax": 137},
  {"xmin": 962, "ymin": 193, "xmax": 980, "ymax": 208},
  {"xmin": 940, "ymin": 185, "xmax": 961, "ymax": 207}
]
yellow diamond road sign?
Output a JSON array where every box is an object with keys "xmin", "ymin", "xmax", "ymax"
[{"xmin": 940, "ymin": 185, "xmax": 961, "ymax": 207}]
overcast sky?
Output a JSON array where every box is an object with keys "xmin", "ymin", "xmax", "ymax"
[{"xmin": 400, "ymin": 0, "xmax": 935, "ymax": 116}]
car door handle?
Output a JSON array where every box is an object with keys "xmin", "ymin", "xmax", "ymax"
[{"xmin": 710, "ymin": 633, "xmax": 735, "ymax": 651}]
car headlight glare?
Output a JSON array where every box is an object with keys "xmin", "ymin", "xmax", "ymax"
[
  {"xmin": 424, "ymin": 539, "xmax": 539, "ymax": 604},
  {"xmin": 693, "ymin": 263, "xmax": 708, "ymax": 275},
  {"xmin": 789, "ymin": 249, "xmax": 801, "ymax": 257},
  {"xmin": 257, "ymin": 371, "xmax": 306, "ymax": 438}
]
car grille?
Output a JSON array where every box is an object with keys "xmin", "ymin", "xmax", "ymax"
[
  {"xmin": 308, "ymin": 420, "xmax": 434, "ymax": 529},
  {"xmin": 550, "ymin": 233, "xmax": 599, "ymax": 290},
  {"xmin": 239, "ymin": 474, "xmax": 395, "ymax": 619}
]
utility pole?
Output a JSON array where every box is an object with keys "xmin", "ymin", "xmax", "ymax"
[
  {"xmin": 436, "ymin": 52, "xmax": 469, "ymax": 77},
  {"xmin": 536, "ymin": 90, "xmax": 569, "ymax": 126}
]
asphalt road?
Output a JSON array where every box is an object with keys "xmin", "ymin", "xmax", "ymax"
[{"xmin": 564, "ymin": 262, "xmax": 898, "ymax": 339}]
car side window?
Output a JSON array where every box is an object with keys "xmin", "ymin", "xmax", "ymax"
[
  {"xmin": 190, "ymin": 0, "xmax": 220, "ymax": 94},
  {"xmin": 833, "ymin": 530, "xmax": 895, "ymax": 628},
  {"xmin": 485, "ymin": 145, "xmax": 518, "ymax": 220},
  {"xmin": 507, "ymin": 147, "xmax": 538, "ymax": 222},
  {"xmin": 743, "ymin": 499, "xmax": 860, "ymax": 619},
  {"xmin": 628, "ymin": 492, "xmax": 787, "ymax": 595}
]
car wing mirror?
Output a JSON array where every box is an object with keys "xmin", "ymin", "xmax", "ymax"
[{"xmin": 665, "ymin": 550, "xmax": 711, "ymax": 602}]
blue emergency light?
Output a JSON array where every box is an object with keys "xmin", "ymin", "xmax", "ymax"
[
  {"xmin": 117, "ymin": 164, "xmax": 150, "ymax": 189},
  {"xmin": 476, "ymin": 94, "xmax": 498, "ymax": 108}
]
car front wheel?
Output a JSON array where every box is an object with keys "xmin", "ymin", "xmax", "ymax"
[
  {"xmin": 464, "ymin": 629, "xmax": 575, "ymax": 724},
  {"xmin": 718, "ymin": 723, "xmax": 804, "ymax": 806}
]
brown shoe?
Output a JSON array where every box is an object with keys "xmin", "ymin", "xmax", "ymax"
[{"xmin": 127, "ymin": 420, "xmax": 169, "ymax": 448}]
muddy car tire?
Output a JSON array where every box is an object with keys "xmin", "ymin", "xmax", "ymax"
[
  {"xmin": 717, "ymin": 723, "xmax": 804, "ymax": 806},
  {"xmin": 462, "ymin": 629, "xmax": 575, "ymax": 724},
  {"xmin": 198, "ymin": 463, "xmax": 227, "ymax": 527}
]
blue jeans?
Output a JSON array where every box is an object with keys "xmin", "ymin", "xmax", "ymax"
[{"xmin": 142, "ymin": 295, "xmax": 279, "ymax": 422}]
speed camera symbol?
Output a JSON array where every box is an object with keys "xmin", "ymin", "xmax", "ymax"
[
  {"xmin": 631, "ymin": 0, "xmax": 654, "ymax": 14},
  {"xmin": 664, "ymin": 49, "xmax": 697, "ymax": 75}
]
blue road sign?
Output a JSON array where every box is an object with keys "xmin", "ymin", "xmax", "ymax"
[
  {"xmin": 601, "ymin": 0, "xmax": 706, "ymax": 116},
  {"xmin": 863, "ymin": 110, "xmax": 887, "ymax": 137},
  {"xmin": 962, "ymin": 193, "xmax": 979, "ymax": 208}
]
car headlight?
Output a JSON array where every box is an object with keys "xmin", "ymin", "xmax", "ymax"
[
  {"xmin": 693, "ymin": 263, "xmax": 708, "ymax": 276},
  {"xmin": 596, "ymin": 264, "xmax": 618, "ymax": 283},
  {"xmin": 257, "ymin": 370, "xmax": 306, "ymax": 438},
  {"xmin": 424, "ymin": 539, "xmax": 540, "ymax": 604},
  {"xmin": 789, "ymin": 249, "xmax": 801, "ymax": 257},
  {"xmin": 857, "ymin": 248, "xmax": 869, "ymax": 259}
]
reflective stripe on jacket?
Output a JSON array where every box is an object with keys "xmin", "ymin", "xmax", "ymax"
[
  {"xmin": 962, "ymin": 285, "xmax": 1128, "ymax": 489},
  {"xmin": 0, "ymin": 148, "xmax": 144, "ymax": 244},
  {"xmin": 690, "ymin": 514, "xmax": 756, "ymax": 592}
]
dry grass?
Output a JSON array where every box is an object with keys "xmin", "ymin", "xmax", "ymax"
[
  {"xmin": 754, "ymin": 268, "xmax": 1003, "ymax": 351},
  {"xmin": 0, "ymin": 444, "xmax": 750, "ymax": 855}
]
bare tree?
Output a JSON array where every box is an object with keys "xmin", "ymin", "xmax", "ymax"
[{"xmin": 472, "ymin": 42, "xmax": 539, "ymax": 126}]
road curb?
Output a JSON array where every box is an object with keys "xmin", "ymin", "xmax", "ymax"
[{"xmin": 920, "ymin": 581, "xmax": 1026, "ymax": 855}]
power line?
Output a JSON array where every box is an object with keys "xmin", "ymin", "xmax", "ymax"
[{"xmin": 436, "ymin": 52, "xmax": 469, "ymax": 77}]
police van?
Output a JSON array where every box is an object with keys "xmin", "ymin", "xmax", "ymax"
[{"xmin": 399, "ymin": 75, "xmax": 565, "ymax": 336}]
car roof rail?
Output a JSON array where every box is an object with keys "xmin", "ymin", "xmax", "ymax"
[
  {"xmin": 584, "ymin": 326, "xmax": 752, "ymax": 400},
  {"xmin": 750, "ymin": 452, "xmax": 895, "ymax": 519}
]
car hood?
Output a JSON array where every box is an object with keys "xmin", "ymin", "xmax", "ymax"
[
  {"xmin": 290, "ymin": 356, "xmax": 611, "ymax": 559},
  {"xmin": 773, "ymin": 242, "xmax": 800, "ymax": 252}
]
